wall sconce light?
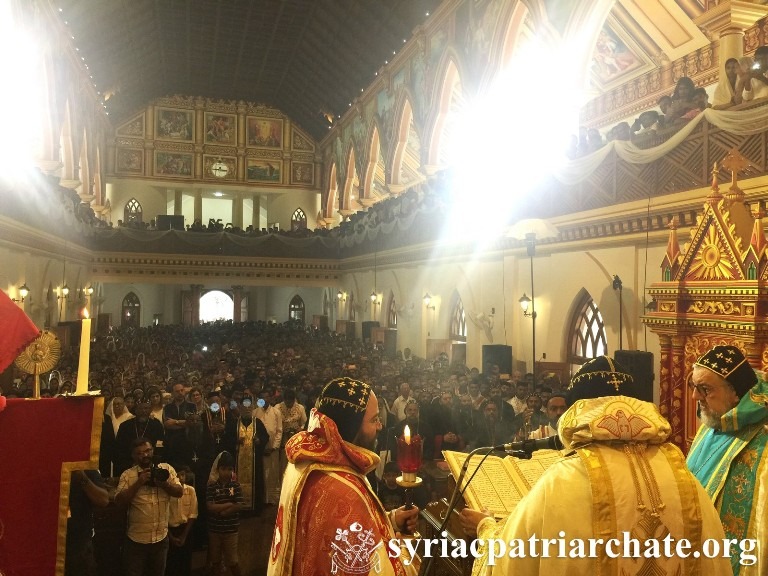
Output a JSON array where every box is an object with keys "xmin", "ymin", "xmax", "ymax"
[
  {"xmin": 58, "ymin": 285, "xmax": 70, "ymax": 301},
  {"xmin": 337, "ymin": 290, "xmax": 344, "ymax": 301},
  {"xmin": 85, "ymin": 285, "xmax": 94, "ymax": 296},
  {"xmin": 423, "ymin": 292, "xmax": 435, "ymax": 310},
  {"xmin": 12, "ymin": 283, "xmax": 29, "ymax": 303},
  {"xmin": 519, "ymin": 293, "xmax": 535, "ymax": 317}
]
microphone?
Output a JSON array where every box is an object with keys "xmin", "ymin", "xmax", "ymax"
[{"xmin": 494, "ymin": 435, "xmax": 563, "ymax": 453}]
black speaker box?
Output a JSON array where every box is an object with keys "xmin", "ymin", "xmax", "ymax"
[
  {"xmin": 482, "ymin": 344, "xmax": 513, "ymax": 375},
  {"xmin": 614, "ymin": 350, "xmax": 654, "ymax": 403},
  {"xmin": 157, "ymin": 214, "xmax": 185, "ymax": 230}
]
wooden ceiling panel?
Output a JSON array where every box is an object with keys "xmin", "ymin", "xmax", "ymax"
[{"xmin": 56, "ymin": 0, "xmax": 443, "ymax": 139}]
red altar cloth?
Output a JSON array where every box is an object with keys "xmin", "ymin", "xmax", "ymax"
[{"xmin": 0, "ymin": 396, "xmax": 102, "ymax": 576}]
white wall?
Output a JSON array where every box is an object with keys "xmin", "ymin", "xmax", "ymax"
[{"xmin": 100, "ymin": 283, "xmax": 182, "ymax": 328}]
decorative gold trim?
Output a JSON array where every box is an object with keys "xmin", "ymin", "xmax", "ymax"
[
  {"xmin": 55, "ymin": 396, "xmax": 104, "ymax": 576},
  {"xmin": 576, "ymin": 447, "xmax": 617, "ymax": 576},
  {"xmin": 658, "ymin": 443, "xmax": 702, "ymax": 575}
]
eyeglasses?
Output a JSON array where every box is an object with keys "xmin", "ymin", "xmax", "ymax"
[{"xmin": 687, "ymin": 374, "xmax": 719, "ymax": 398}]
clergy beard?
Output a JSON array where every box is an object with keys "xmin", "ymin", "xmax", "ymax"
[
  {"xmin": 352, "ymin": 431, "xmax": 377, "ymax": 452},
  {"xmin": 699, "ymin": 403, "xmax": 723, "ymax": 430}
]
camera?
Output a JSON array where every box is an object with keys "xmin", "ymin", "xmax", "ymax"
[{"xmin": 148, "ymin": 464, "xmax": 170, "ymax": 485}]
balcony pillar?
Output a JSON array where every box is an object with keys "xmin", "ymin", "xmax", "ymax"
[{"xmin": 695, "ymin": 1, "xmax": 768, "ymax": 76}]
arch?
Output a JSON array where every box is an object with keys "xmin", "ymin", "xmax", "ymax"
[
  {"xmin": 498, "ymin": 1, "xmax": 531, "ymax": 70},
  {"xmin": 387, "ymin": 290, "xmax": 397, "ymax": 328},
  {"xmin": 388, "ymin": 95, "xmax": 422, "ymax": 190},
  {"xmin": 199, "ymin": 290, "xmax": 234, "ymax": 322},
  {"xmin": 450, "ymin": 293, "xmax": 467, "ymax": 342},
  {"xmin": 362, "ymin": 123, "xmax": 388, "ymax": 200},
  {"xmin": 289, "ymin": 294, "xmax": 305, "ymax": 325},
  {"xmin": 121, "ymin": 291, "xmax": 141, "ymax": 328},
  {"xmin": 425, "ymin": 57, "xmax": 464, "ymax": 168},
  {"xmin": 566, "ymin": 289, "xmax": 607, "ymax": 369},
  {"xmin": 78, "ymin": 126, "xmax": 90, "ymax": 197},
  {"xmin": 59, "ymin": 98, "xmax": 76, "ymax": 180},
  {"xmin": 341, "ymin": 146, "xmax": 360, "ymax": 211},
  {"xmin": 291, "ymin": 207, "xmax": 307, "ymax": 231},
  {"xmin": 324, "ymin": 161, "xmax": 338, "ymax": 220},
  {"xmin": 361, "ymin": 124, "xmax": 378, "ymax": 200},
  {"xmin": 124, "ymin": 198, "xmax": 143, "ymax": 225}
]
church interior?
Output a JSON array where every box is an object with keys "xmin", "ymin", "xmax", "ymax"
[{"xmin": 3, "ymin": 0, "xmax": 768, "ymax": 573}]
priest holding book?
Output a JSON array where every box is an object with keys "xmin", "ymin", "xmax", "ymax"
[{"xmin": 459, "ymin": 356, "xmax": 732, "ymax": 575}]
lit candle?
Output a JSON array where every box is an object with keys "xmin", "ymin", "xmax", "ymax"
[
  {"xmin": 397, "ymin": 424, "xmax": 423, "ymax": 482},
  {"xmin": 75, "ymin": 309, "xmax": 91, "ymax": 395}
]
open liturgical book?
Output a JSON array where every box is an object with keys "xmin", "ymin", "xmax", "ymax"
[{"xmin": 442, "ymin": 449, "xmax": 563, "ymax": 519}]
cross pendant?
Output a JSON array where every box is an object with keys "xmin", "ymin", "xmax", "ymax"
[{"xmin": 192, "ymin": 453, "xmax": 199, "ymax": 463}]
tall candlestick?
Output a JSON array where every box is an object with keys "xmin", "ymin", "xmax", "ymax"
[{"xmin": 75, "ymin": 309, "xmax": 91, "ymax": 394}]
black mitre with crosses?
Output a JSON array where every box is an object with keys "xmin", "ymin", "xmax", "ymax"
[
  {"xmin": 316, "ymin": 377, "xmax": 372, "ymax": 442},
  {"xmin": 566, "ymin": 356, "xmax": 635, "ymax": 405},
  {"xmin": 694, "ymin": 345, "xmax": 757, "ymax": 398}
]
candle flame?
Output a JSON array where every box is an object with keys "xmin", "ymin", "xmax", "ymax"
[
  {"xmin": 82, "ymin": 308, "xmax": 90, "ymax": 319},
  {"xmin": 404, "ymin": 424, "xmax": 411, "ymax": 445}
]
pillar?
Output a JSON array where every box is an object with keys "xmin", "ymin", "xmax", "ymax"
[
  {"xmin": 697, "ymin": 2, "xmax": 768, "ymax": 77},
  {"xmin": 174, "ymin": 189, "xmax": 183, "ymax": 216},
  {"xmin": 232, "ymin": 286, "xmax": 243, "ymax": 323},
  {"xmin": 191, "ymin": 284, "xmax": 202, "ymax": 325},
  {"xmin": 252, "ymin": 194, "xmax": 265, "ymax": 230},
  {"xmin": 233, "ymin": 196, "xmax": 244, "ymax": 229},
  {"xmin": 194, "ymin": 190, "xmax": 203, "ymax": 224},
  {"xmin": 669, "ymin": 334, "xmax": 687, "ymax": 450}
]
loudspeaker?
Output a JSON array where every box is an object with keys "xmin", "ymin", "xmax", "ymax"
[
  {"xmin": 614, "ymin": 350, "xmax": 654, "ymax": 403},
  {"xmin": 361, "ymin": 321, "xmax": 380, "ymax": 342},
  {"xmin": 482, "ymin": 345, "xmax": 513, "ymax": 375},
  {"xmin": 157, "ymin": 214, "xmax": 185, "ymax": 230}
]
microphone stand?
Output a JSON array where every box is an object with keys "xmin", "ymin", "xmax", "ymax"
[{"xmin": 416, "ymin": 447, "xmax": 527, "ymax": 576}]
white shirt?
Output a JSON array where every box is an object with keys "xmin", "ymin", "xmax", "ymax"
[
  {"xmin": 253, "ymin": 405, "xmax": 283, "ymax": 450},
  {"xmin": 116, "ymin": 463, "xmax": 181, "ymax": 544},
  {"xmin": 506, "ymin": 396, "xmax": 527, "ymax": 416},
  {"xmin": 168, "ymin": 483, "xmax": 198, "ymax": 527},
  {"xmin": 390, "ymin": 395, "xmax": 411, "ymax": 422}
]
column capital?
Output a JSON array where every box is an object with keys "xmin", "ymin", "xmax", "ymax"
[{"xmin": 694, "ymin": 0, "xmax": 768, "ymax": 37}]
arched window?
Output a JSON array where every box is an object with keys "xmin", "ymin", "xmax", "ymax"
[
  {"xmin": 291, "ymin": 207, "xmax": 307, "ymax": 231},
  {"xmin": 388, "ymin": 292, "xmax": 397, "ymax": 328},
  {"xmin": 122, "ymin": 292, "xmax": 141, "ymax": 328},
  {"xmin": 568, "ymin": 290, "xmax": 607, "ymax": 368},
  {"xmin": 289, "ymin": 295, "xmax": 305, "ymax": 324},
  {"xmin": 124, "ymin": 198, "xmax": 143, "ymax": 225},
  {"xmin": 450, "ymin": 297, "xmax": 467, "ymax": 342}
]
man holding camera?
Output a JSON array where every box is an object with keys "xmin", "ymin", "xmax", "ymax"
[{"xmin": 116, "ymin": 437, "xmax": 183, "ymax": 576}]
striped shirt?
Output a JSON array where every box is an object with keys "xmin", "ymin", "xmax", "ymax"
[{"xmin": 206, "ymin": 481, "xmax": 243, "ymax": 534}]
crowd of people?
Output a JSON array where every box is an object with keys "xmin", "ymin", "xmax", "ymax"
[
  {"xmin": 4, "ymin": 319, "xmax": 765, "ymax": 574},
  {"xmin": 568, "ymin": 46, "xmax": 768, "ymax": 159},
  {"xmin": 20, "ymin": 320, "xmax": 566, "ymax": 575}
]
